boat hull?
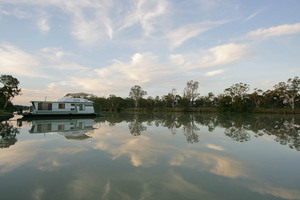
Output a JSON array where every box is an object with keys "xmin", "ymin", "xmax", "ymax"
[{"xmin": 21, "ymin": 113, "xmax": 100, "ymax": 119}]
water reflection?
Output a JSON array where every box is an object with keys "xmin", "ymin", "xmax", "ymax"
[
  {"xmin": 1, "ymin": 114, "xmax": 300, "ymax": 200},
  {"xmin": 101, "ymin": 113, "xmax": 300, "ymax": 151},
  {"xmin": 14, "ymin": 113, "xmax": 300, "ymax": 150},
  {"xmin": 28, "ymin": 118, "xmax": 95, "ymax": 140},
  {"xmin": 0, "ymin": 121, "xmax": 19, "ymax": 148}
]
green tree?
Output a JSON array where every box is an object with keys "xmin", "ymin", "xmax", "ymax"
[
  {"xmin": 217, "ymin": 95, "xmax": 232, "ymax": 112},
  {"xmin": 250, "ymin": 88, "xmax": 263, "ymax": 108},
  {"xmin": 0, "ymin": 75, "xmax": 22, "ymax": 110},
  {"xmin": 274, "ymin": 76, "xmax": 300, "ymax": 111},
  {"xmin": 129, "ymin": 85, "xmax": 147, "ymax": 108},
  {"xmin": 183, "ymin": 80, "xmax": 199, "ymax": 107},
  {"xmin": 163, "ymin": 88, "xmax": 178, "ymax": 109},
  {"xmin": 223, "ymin": 83, "xmax": 250, "ymax": 112},
  {"xmin": 224, "ymin": 83, "xmax": 250, "ymax": 99}
]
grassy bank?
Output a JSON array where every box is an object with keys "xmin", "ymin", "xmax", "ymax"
[
  {"xmin": 250, "ymin": 108, "xmax": 300, "ymax": 114},
  {"xmin": 101, "ymin": 107, "xmax": 300, "ymax": 115},
  {"xmin": 0, "ymin": 110, "xmax": 14, "ymax": 121}
]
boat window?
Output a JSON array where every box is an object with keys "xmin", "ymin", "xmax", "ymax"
[
  {"xmin": 37, "ymin": 124, "xmax": 52, "ymax": 132},
  {"xmin": 78, "ymin": 104, "xmax": 84, "ymax": 111},
  {"xmin": 58, "ymin": 124, "xmax": 65, "ymax": 131},
  {"xmin": 38, "ymin": 102, "xmax": 52, "ymax": 110},
  {"xmin": 71, "ymin": 104, "xmax": 75, "ymax": 106},
  {"xmin": 59, "ymin": 103, "xmax": 65, "ymax": 109}
]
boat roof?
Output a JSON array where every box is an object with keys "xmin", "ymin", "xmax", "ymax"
[
  {"xmin": 31, "ymin": 98, "xmax": 93, "ymax": 103},
  {"xmin": 58, "ymin": 97, "xmax": 92, "ymax": 103}
]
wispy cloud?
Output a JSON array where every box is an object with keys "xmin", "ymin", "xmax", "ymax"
[
  {"xmin": 95, "ymin": 52, "xmax": 169, "ymax": 85},
  {"xmin": 185, "ymin": 43, "xmax": 251, "ymax": 69},
  {"xmin": 37, "ymin": 17, "xmax": 50, "ymax": 33},
  {"xmin": 0, "ymin": 43, "xmax": 44, "ymax": 77},
  {"xmin": 205, "ymin": 70, "xmax": 225, "ymax": 77},
  {"xmin": 243, "ymin": 10, "xmax": 262, "ymax": 22},
  {"xmin": 66, "ymin": 1, "xmax": 114, "ymax": 44},
  {"xmin": 119, "ymin": 0, "xmax": 168, "ymax": 36},
  {"xmin": 169, "ymin": 54, "xmax": 185, "ymax": 65},
  {"xmin": 0, "ymin": 5, "xmax": 31, "ymax": 18},
  {"xmin": 167, "ymin": 21, "xmax": 227, "ymax": 49},
  {"xmin": 245, "ymin": 22, "xmax": 300, "ymax": 40},
  {"xmin": 37, "ymin": 11, "xmax": 50, "ymax": 33},
  {"xmin": 42, "ymin": 52, "xmax": 172, "ymax": 97},
  {"xmin": 0, "ymin": 0, "xmax": 115, "ymax": 44}
]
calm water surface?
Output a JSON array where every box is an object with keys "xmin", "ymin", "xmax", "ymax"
[{"xmin": 1, "ymin": 113, "xmax": 300, "ymax": 200}]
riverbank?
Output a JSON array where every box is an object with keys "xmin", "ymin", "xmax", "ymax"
[
  {"xmin": 102, "ymin": 107, "xmax": 300, "ymax": 114},
  {"xmin": 0, "ymin": 110, "xmax": 14, "ymax": 121}
]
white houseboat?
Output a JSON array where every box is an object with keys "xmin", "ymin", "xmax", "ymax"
[{"xmin": 22, "ymin": 97, "xmax": 97, "ymax": 117}]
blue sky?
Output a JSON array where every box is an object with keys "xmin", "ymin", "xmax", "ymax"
[{"xmin": 0, "ymin": 0, "xmax": 299, "ymax": 105}]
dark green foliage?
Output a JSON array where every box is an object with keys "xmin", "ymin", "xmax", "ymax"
[
  {"xmin": 88, "ymin": 77, "xmax": 300, "ymax": 114},
  {"xmin": 217, "ymin": 95, "xmax": 232, "ymax": 112},
  {"xmin": 0, "ymin": 74, "xmax": 22, "ymax": 111}
]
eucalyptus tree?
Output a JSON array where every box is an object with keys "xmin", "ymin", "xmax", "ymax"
[
  {"xmin": 129, "ymin": 85, "xmax": 147, "ymax": 108},
  {"xmin": 222, "ymin": 83, "xmax": 250, "ymax": 112},
  {"xmin": 224, "ymin": 82, "xmax": 250, "ymax": 100},
  {"xmin": 250, "ymin": 88, "xmax": 263, "ymax": 108},
  {"xmin": 164, "ymin": 88, "xmax": 178, "ymax": 109},
  {"xmin": 183, "ymin": 80, "xmax": 199, "ymax": 107},
  {"xmin": 0, "ymin": 75, "xmax": 21, "ymax": 110},
  {"xmin": 274, "ymin": 76, "xmax": 300, "ymax": 111}
]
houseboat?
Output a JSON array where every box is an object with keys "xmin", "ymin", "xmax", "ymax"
[{"xmin": 22, "ymin": 97, "xmax": 97, "ymax": 118}]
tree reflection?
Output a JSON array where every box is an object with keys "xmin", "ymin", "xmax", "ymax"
[
  {"xmin": 259, "ymin": 117, "xmax": 300, "ymax": 151},
  {"xmin": 128, "ymin": 114, "xmax": 147, "ymax": 136},
  {"xmin": 0, "ymin": 121, "xmax": 19, "ymax": 148},
  {"xmin": 179, "ymin": 114, "xmax": 200, "ymax": 143},
  {"xmin": 217, "ymin": 114, "xmax": 251, "ymax": 142},
  {"xmin": 101, "ymin": 112, "xmax": 300, "ymax": 150}
]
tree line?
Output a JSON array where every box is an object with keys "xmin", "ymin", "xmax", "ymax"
[
  {"xmin": 89, "ymin": 77, "xmax": 300, "ymax": 113},
  {"xmin": 1, "ymin": 74, "xmax": 299, "ymax": 113}
]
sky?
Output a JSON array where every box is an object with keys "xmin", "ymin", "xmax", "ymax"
[{"xmin": 0, "ymin": 0, "xmax": 300, "ymax": 106}]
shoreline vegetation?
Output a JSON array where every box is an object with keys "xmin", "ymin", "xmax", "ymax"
[
  {"xmin": 99, "ymin": 107, "xmax": 300, "ymax": 115},
  {"xmin": 89, "ymin": 77, "xmax": 300, "ymax": 115},
  {"xmin": 88, "ymin": 77, "xmax": 300, "ymax": 115},
  {"xmin": 1, "ymin": 75, "xmax": 300, "ymax": 120}
]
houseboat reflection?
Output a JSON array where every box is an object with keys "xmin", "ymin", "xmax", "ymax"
[{"xmin": 29, "ymin": 118, "xmax": 95, "ymax": 140}]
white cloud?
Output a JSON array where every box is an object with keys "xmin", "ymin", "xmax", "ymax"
[
  {"xmin": 205, "ymin": 70, "xmax": 225, "ymax": 77},
  {"xmin": 169, "ymin": 54, "xmax": 185, "ymax": 65},
  {"xmin": 0, "ymin": 6, "xmax": 31, "ymax": 18},
  {"xmin": 0, "ymin": 43, "xmax": 90, "ymax": 79},
  {"xmin": 94, "ymin": 52, "xmax": 169, "ymax": 88},
  {"xmin": 41, "ymin": 47, "xmax": 69, "ymax": 59},
  {"xmin": 0, "ymin": 0, "xmax": 114, "ymax": 44},
  {"xmin": 119, "ymin": 0, "xmax": 168, "ymax": 36},
  {"xmin": 0, "ymin": 43, "xmax": 45, "ymax": 77},
  {"xmin": 243, "ymin": 10, "xmax": 262, "ymax": 22},
  {"xmin": 185, "ymin": 43, "xmax": 251, "ymax": 70},
  {"xmin": 167, "ymin": 21, "xmax": 227, "ymax": 49},
  {"xmin": 245, "ymin": 22, "xmax": 300, "ymax": 40},
  {"xmin": 37, "ymin": 13, "xmax": 50, "ymax": 33}
]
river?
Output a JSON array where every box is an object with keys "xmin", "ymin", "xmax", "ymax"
[{"xmin": 1, "ymin": 113, "xmax": 300, "ymax": 200}]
